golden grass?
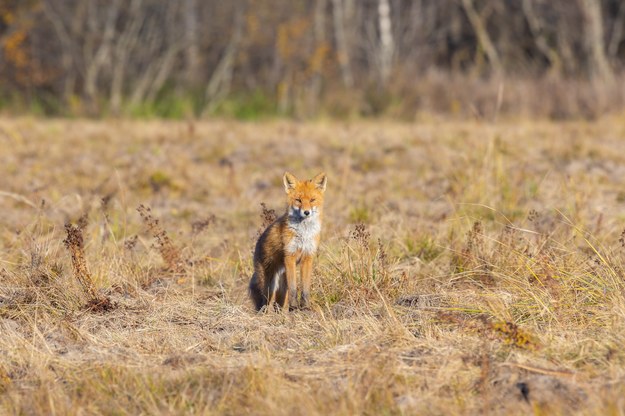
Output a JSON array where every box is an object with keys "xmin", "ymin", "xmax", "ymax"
[{"xmin": 1, "ymin": 117, "xmax": 625, "ymax": 414}]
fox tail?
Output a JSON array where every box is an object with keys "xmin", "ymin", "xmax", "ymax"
[{"xmin": 249, "ymin": 272, "xmax": 266, "ymax": 311}]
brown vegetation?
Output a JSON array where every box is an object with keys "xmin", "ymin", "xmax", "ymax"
[
  {"xmin": 63, "ymin": 219, "xmax": 114, "ymax": 312},
  {"xmin": 0, "ymin": 117, "xmax": 625, "ymax": 413},
  {"xmin": 137, "ymin": 204, "xmax": 185, "ymax": 274}
]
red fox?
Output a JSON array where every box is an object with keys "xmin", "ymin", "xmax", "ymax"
[{"xmin": 249, "ymin": 172, "xmax": 327, "ymax": 311}]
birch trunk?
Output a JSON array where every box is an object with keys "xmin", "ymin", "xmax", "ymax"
[
  {"xmin": 377, "ymin": 0, "xmax": 394, "ymax": 86},
  {"xmin": 579, "ymin": 0, "xmax": 613, "ymax": 81}
]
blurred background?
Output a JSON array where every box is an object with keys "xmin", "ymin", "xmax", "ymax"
[{"xmin": 1, "ymin": 0, "xmax": 625, "ymax": 120}]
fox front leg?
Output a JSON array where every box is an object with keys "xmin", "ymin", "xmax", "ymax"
[
  {"xmin": 285, "ymin": 254, "xmax": 298, "ymax": 310},
  {"xmin": 300, "ymin": 255, "xmax": 313, "ymax": 309}
]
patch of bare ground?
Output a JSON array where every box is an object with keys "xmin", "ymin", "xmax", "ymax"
[{"xmin": 1, "ymin": 117, "xmax": 625, "ymax": 414}]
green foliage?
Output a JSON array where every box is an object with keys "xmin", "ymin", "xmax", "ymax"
[
  {"xmin": 127, "ymin": 97, "xmax": 194, "ymax": 119},
  {"xmin": 148, "ymin": 171, "xmax": 172, "ymax": 190},
  {"xmin": 349, "ymin": 204, "xmax": 371, "ymax": 224},
  {"xmin": 210, "ymin": 90, "xmax": 278, "ymax": 120},
  {"xmin": 0, "ymin": 90, "xmax": 64, "ymax": 116},
  {"xmin": 405, "ymin": 234, "xmax": 442, "ymax": 263},
  {"xmin": 362, "ymin": 84, "xmax": 393, "ymax": 116}
]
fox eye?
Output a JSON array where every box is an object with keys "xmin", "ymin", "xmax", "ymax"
[
  {"xmin": 296, "ymin": 198, "xmax": 302, "ymax": 203},
  {"xmin": 310, "ymin": 198, "xmax": 316, "ymax": 202}
]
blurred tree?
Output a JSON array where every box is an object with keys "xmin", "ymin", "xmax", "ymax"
[
  {"xmin": 185, "ymin": 0, "xmax": 201, "ymax": 86},
  {"xmin": 332, "ymin": 0, "xmax": 353, "ymax": 87},
  {"xmin": 377, "ymin": 0, "xmax": 394, "ymax": 85},
  {"xmin": 460, "ymin": 0, "xmax": 502, "ymax": 74},
  {"xmin": 0, "ymin": 0, "xmax": 624, "ymax": 117},
  {"xmin": 579, "ymin": 0, "xmax": 614, "ymax": 81}
]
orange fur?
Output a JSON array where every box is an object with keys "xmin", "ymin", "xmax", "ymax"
[{"xmin": 249, "ymin": 172, "xmax": 327, "ymax": 311}]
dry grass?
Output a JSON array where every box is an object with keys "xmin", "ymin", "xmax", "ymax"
[{"xmin": 1, "ymin": 117, "xmax": 625, "ymax": 414}]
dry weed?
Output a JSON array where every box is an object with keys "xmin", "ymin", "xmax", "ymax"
[
  {"xmin": 255, "ymin": 202, "xmax": 277, "ymax": 239},
  {"xmin": 63, "ymin": 220, "xmax": 114, "ymax": 312},
  {"xmin": 137, "ymin": 204, "xmax": 185, "ymax": 273}
]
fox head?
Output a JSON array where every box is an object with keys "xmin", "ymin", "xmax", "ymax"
[{"xmin": 283, "ymin": 172, "xmax": 327, "ymax": 220}]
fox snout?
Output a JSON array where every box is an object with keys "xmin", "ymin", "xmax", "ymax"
[
  {"xmin": 300, "ymin": 204, "xmax": 313, "ymax": 217},
  {"xmin": 301, "ymin": 207, "xmax": 314, "ymax": 217},
  {"xmin": 292, "ymin": 206, "xmax": 314, "ymax": 219}
]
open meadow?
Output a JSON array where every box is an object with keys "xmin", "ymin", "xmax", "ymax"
[{"xmin": 1, "ymin": 117, "xmax": 625, "ymax": 414}]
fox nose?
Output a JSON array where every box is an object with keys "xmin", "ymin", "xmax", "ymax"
[{"xmin": 303, "ymin": 210, "xmax": 310, "ymax": 216}]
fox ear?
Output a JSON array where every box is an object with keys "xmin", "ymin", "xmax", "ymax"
[
  {"xmin": 283, "ymin": 172, "xmax": 298, "ymax": 193},
  {"xmin": 312, "ymin": 172, "xmax": 327, "ymax": 192}
]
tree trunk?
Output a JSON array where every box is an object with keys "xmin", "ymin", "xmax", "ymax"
[
  {"xmin": 203, "ymin": 7, "xmax": 245, "ymax": 115},
  {"xmin": 521, "ymin": 0, "xmax": 560, "ymax": 72},
  {"xmin": 332, "ymin": 0, "xmax": 353, "ymax": 87},
  {"xmin": 377, "ymin": 0, "xmax": 394, "ymax": 86},
  {"xmin": 608, "ymin": 0, "xmax": 625, "ymax": 60},
  {"xmin": 42, "ymin": 1, "xmax": 86, "ymax": 105},
  {"xmin": 184, "ymin": 0, "xmax": 201, "ymax": 85},
  {"xmin": 309, "ymin": 0, "xmax": 327, "ymax": 112},
  {"xmin": 461, "ymin": 0, "xmax": 502, "ymax": 74},
  {"xmin": 83, "ymin": 0, "xmax": 120, "ymax": 113},
  {"xmin": 110, "ymin": 0, "xmax": 144, "ymax": 115},
  {"xmin": 579, "ymin": 0, "xmax": 613, "ymax": 81}
]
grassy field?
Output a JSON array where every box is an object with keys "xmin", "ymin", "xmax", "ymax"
[{"xmin": 1, "ymin": 117, "xmax": 625, "ymax": 414}]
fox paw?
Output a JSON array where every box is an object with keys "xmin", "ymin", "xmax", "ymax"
[{"xmin": 300, "ymin": 294, "xmax": 312, "ymax": 310}]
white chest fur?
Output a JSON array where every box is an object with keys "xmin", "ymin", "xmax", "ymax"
[{"xmin": 286, "ymin": 217, "xmax": 321, "ymax": 255}]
